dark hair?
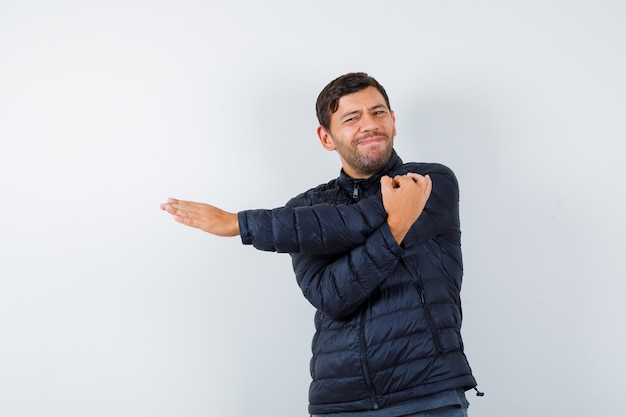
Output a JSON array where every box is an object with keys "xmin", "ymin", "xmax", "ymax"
[{"xmin": 315, "ymin": 72, "xmax": 391, "ymax": 130}]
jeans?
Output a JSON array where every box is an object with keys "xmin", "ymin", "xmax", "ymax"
[
  {"xmin": 407, "ymin": 406, "xmax": 469, "ymax": 417},
  {"xmin": 310, "ymin": 388, "xmax": 470, "ymax": 417},
  {"xmin": 312, "ymin": 405, "xmax": 468, "ymax": 417}
]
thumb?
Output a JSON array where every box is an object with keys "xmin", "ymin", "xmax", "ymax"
[
  {"xmin": 380, "ymin": 175, "xmax": 394, "ymax": 196},
  {"xmin": 380, "ymin": 175, "xmax": 393, "ymax": 191}
]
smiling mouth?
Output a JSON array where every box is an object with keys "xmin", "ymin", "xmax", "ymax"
[{"xmin": 356, "ymin": 135, "xmax": 387, "ymax": 146}]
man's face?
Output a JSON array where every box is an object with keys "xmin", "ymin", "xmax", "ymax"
[{"xmin": 317, "ymin": 86, "xmax": 396, "ymax": 179}]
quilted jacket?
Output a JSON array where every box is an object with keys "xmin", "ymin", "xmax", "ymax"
[{"xmin": 238, "ymin": 150, "xmax": 477, "ymax": 414}]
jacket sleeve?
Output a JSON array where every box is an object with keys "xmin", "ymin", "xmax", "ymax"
[
  {"xmin": 238, "ymin": 196, "xmax": 389, "ymax": 256},
  {"xmin": 291, "ymin": 223, "xmax": 405, "ymax": 319}
]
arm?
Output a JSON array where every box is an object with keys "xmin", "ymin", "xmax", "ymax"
[
  {"xmin": 292, "ymin": 222, "xmax": 404, "ymax": 319},
  {"xmin": 161, "ymin": 173, "xmax": 431, "ymax": 255},
  {"xmin": 161, "ymin": 196, "xmax": 388, "ymax": 255},
  {"xmin": 238, "ymin": 196, "xmax": 388, "ymax": 255}
]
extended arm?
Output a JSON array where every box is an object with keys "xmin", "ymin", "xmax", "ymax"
[
  {"xmin": 239, "ymin": 196, "xmax": 387, "ymax": 255},
  {"xmin": 161, "ymin": 196, "xmax": 388, "ymax": 255},
  {"xmin": 161, "ymin": 173, "xmax": 431, "ymax": 256}
]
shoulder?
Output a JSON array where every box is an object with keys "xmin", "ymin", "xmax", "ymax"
[
  {"xmin": 393, "ymin": 162, "xmax": 457, "ymax": 179},
  {"xmin": 393, "ymin": 162, "xmax": 457, "ymax": 184},
  {"xmin": 394, "ymin": 162, "xmax": 460, "ymax": 201}
]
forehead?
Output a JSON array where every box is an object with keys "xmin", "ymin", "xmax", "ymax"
[{"xmin": 335, "ymin": 86, "xmax": 388, "ymax": 112}]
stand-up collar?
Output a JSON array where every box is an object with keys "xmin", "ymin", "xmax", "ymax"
[{"xmin": 338, "ymin": 150, "xmax": 404, "ymax": 200}]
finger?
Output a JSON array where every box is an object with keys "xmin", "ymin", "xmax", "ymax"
[
  {"xmin": 405, "ymin": 173, "xmax": 425, "ymax": 183},
  {"xmin": 164, "ymin": 203, "xmax": 193, "ymax": 220},
  {"xmin": 168, "ymin": 204, "xmax": 201, "ymax": 226},
  {"xmin": 166, "ymin": 200, "xmax": 202, "ymax": 216},
  {"xmin": 380, "ymin": 175, "xmax": 394, "ymax": 192},
  {"xmin": 393, "ymin": 175, "xmax": 416, "ymax": 186},
  {"xmin": 173, "ymin": 213, "xmax": 196, "ymax": 227},
  {"xmin": 161, "ymin": 198, "xmax": 179, "ymax": 211},
  {"xmin": 425, "ymin": 176, "xmax": 433, "ymax": 193},
  {"xmin": 168, "ymin": 198, "xmax": 196, "ymax": 209},
  {"xmin": 169, "ymin": 199, "xmax": 205, "ymax": 214},
  {"xmin": 422, "ymin": 174, "xmax": 432, "ymax": 189}
]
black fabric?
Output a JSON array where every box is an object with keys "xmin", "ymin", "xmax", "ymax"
[{"xmin": 238, "ymin": 150, "xmax": 477, "ymax": 414}]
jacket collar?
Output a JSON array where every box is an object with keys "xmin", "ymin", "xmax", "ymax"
[{"xmin": 338, "ymin": 149, "xmax": 404, "ymax": 200}]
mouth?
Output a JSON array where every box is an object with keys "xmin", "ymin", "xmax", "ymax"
[{"xmin": 356, "ymin": 134, "xmax": 387, "ymax": 146}]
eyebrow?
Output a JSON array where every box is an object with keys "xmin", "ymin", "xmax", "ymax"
[{"xmin": 339, "ymin": 104, "xmax": 388, "ymax": 120}]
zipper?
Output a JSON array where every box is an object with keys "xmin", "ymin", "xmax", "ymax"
[
  {"xmin": 359, "ymin": 309, "xmax": 379, "ymax": 410},
  {"xmin": 352, "ymin": 180, "xmax": 360, "ymax": 200},
  {"xmin": 415, "ymin": 284, "xmax": 443, "ymax": 353}
]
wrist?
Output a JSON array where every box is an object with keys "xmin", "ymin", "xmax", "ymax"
[
  {"xmin": 229, "ymin": 212, "xmax": 240, "ymax": 236},
  {"xmin": 387, "ymin": 217, "xmax": 410, "ymax": 244}
]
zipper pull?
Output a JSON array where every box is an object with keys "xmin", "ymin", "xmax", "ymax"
[
  {"xmin": 474, "ymin": 387, "xmax": 485, "ymax": 397},
  {"xmin": 352, "ymin": 181, "xmax": 359, "ymax": 199}
]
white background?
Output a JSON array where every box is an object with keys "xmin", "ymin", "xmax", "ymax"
[{"xmin": 1, "ymin": 1, "xmax": 625, "ymax": 416}]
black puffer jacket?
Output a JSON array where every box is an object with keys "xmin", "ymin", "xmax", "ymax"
[{"xmin": 238, "ymin": 150, "xmax": 476, "ymax": 415}]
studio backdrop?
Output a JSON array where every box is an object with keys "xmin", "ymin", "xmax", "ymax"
[{"xmin": 1, "ymin": 1, "xmax": 624, "ymax": 416}]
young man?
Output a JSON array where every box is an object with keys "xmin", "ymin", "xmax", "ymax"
[{"xmin": 161, "ymin": 72, "xmax": 480, "ymax": 416}]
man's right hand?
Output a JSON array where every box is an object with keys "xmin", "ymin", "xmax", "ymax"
[
  {"xmin": 380, "ymin": 173, "xmax": 432, "ymax": 244},
  {"xmin": 160, "ymin": 198, "xmax": 240, "ymax": 237}
]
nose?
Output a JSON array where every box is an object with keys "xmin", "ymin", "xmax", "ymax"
[{"xmin": 358, "ymin": 113, "xmax": 378, "ymax": 132}]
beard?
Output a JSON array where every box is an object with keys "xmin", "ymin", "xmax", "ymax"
[{"xmin": 334, "ymin": 132, "xmax": 394, "ymax": 178}]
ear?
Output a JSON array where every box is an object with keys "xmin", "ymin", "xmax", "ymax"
[
  {"xmin": 391, "ymin": 110, "xmax": 397, "ymax": 137},
  {"xmin": 317, "ymin": 126, "xmax": 336, "ymax": 151}
]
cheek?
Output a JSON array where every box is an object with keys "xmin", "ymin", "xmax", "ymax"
[
  {"xmin": 332, "ymin": 129, "xmax": 352, "ymax": 144},
  {"xmin": 342, "ymin": 127, "xmax": 359, "ymax": 139}
]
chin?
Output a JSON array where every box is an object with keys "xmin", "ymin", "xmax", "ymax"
[{"xmin": 366, "ymin": 147, "xmax": 392, "ymax": 165}]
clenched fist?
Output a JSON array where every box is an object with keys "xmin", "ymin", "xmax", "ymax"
[{"xmin": 380, "ymin": 173, "xmax": 432, "ymax": 244}]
